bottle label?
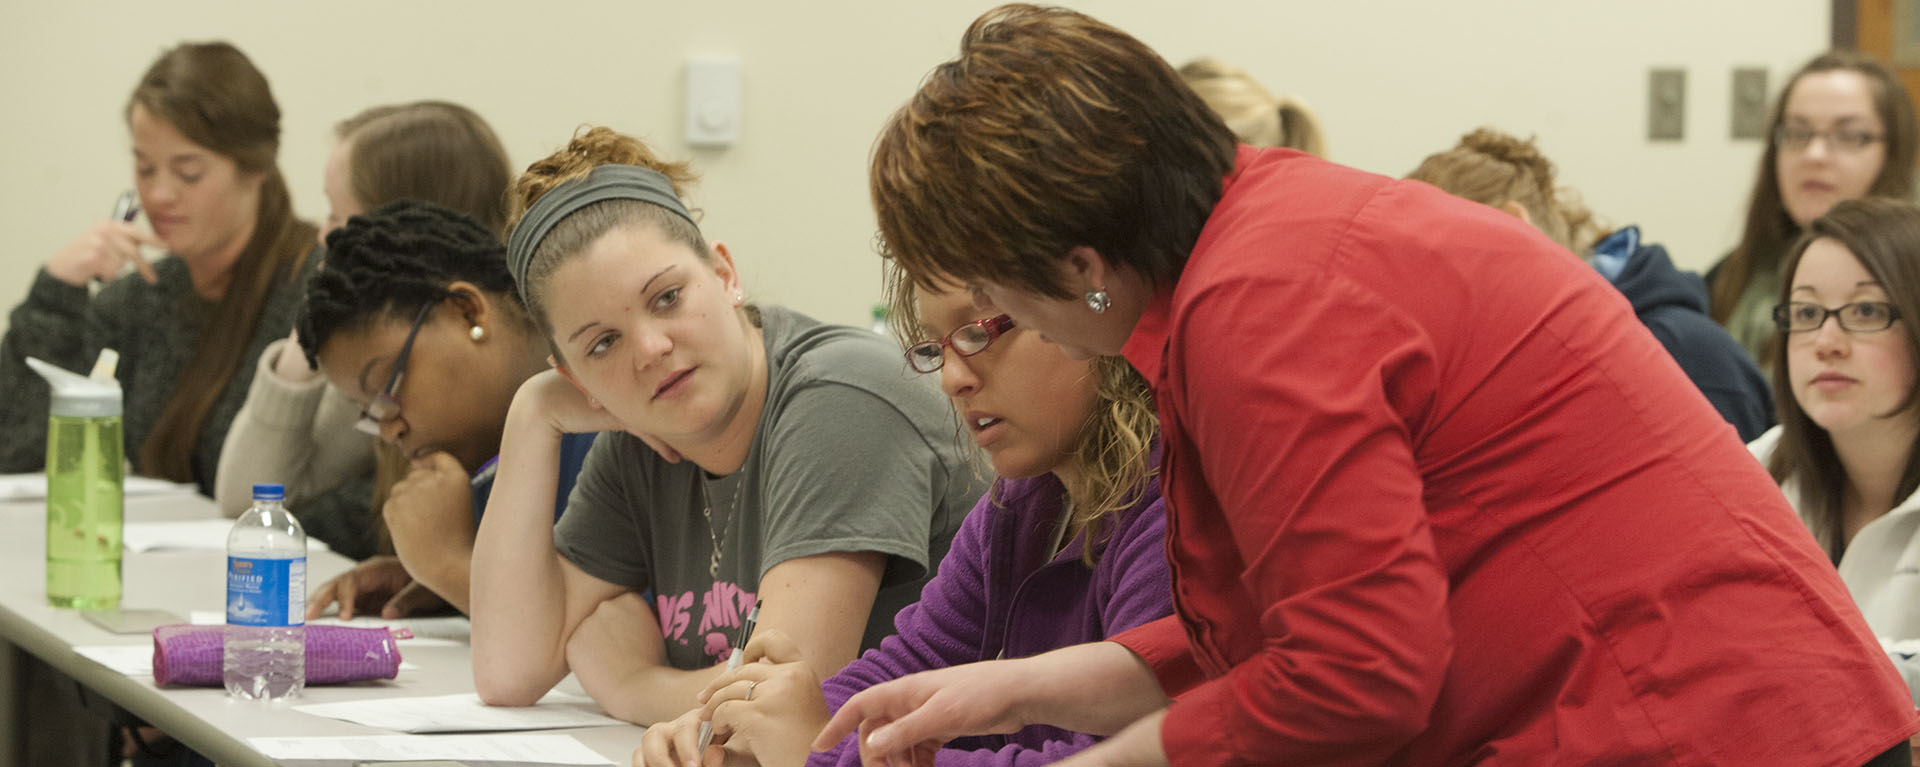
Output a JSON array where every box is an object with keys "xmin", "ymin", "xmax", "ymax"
[{"xmin": 226, "ymin": 556, "xmax": 306, "ymax": 627}]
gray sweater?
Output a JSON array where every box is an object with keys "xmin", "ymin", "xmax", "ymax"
[{"xmin": 0, "ymin": 250, "xmax": 377, "ymax": 559}]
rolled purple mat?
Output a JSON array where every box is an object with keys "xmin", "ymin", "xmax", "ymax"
[{"xmin": 150, "ymin": 624, "xmax": 402, "ymax": 687}]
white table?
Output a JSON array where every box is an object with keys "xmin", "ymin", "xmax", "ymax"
[{"xmin": 0, "ymin": 490, "xmax": 645, "ymax": 766}]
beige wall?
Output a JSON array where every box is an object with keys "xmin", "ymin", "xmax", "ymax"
[{"xmin": 0, "ymin": 1, "xmax": 1825, "ymax": 332}]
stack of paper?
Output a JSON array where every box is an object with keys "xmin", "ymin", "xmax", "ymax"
[{"xmin": 248, "ymin": 733, "xmax": 612, "ymax": 764}]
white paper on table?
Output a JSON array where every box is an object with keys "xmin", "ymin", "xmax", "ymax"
[
  {"xmin": 193, "ymin": 610, "xmax": 471, "ymax": 644},
  {"xmin": 0, "ymin": 473, "xmax": 199, "ymax": 501},
  {"xmin": 74, "ymin": 645, "xmax": 153, "ymax": 675},
  {"xmin": 121, "ymin": 519, "xmax": 331, "ymax": 553},
  {"xmin": 247, "ymin": 733, "xmax": 612, "ymax": 764},
  {"xmin": 293, "ymin": 691, "xmax": 622, "ymax": 733}
]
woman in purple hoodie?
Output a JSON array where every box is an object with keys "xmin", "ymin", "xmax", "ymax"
[{"xmin": 635, "ymin": 265, "xmax": 1171, "ymax": 767}]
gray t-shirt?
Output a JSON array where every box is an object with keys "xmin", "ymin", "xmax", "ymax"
[{"xmin": 554, "ymin": 306, "xmax": 983, "ymax": 670}]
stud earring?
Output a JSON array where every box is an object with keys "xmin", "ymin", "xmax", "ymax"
[
  {"xmin": 734, "ymin": 291, "xmax": 745, "ymax": 305},
  {"xmin": 1084, "ymin": 289, "xmax": 1110, "ymax": 314},
  {"xmin": 469, "ymin": 325, "xmax": 486, "ymax": 342}
]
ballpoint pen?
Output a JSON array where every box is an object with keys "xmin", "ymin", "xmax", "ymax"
[{"xmin": 697, "ymin": 600, "xmax": 761, "ymax": 754}]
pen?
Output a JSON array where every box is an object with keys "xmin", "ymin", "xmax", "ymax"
[
  {"xmin": 697, "ymin": 599, "xmax": 761, "ymax": 754},
  {"xmin": 111, "ymin": 190, "xmax": 139, "ymax": 223}
]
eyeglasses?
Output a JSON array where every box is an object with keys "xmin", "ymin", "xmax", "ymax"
[
  {"xmin": 904, "ymin": 314, "xmax": 1016, "ymax": 373},
  {"xmin": 1774, "ymin": 124, "xmax": 1885, "ymax": 153},
  {"xmin": 354, "ymin": 301, "xmax": 437, "ymax": 436},
  {"xmin": 1772, "ymin": 301, "xmax": 1903, "ymax": 333}
]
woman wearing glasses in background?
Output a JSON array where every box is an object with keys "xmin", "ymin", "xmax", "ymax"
[
  {"xmin": 1752, "ymin": 197, "xmax": 1920, "ymax": 705},
  {"xmin": 637, "ymin": 265, "xmax": 1170, "ymax": 767},
  {"xmin": 1710, "ymin": 51, "xmax": 1918, "ymax": 373},
  {"xmin": 294, "ymin": 200, "xmax": 595, "ymax": 620}
]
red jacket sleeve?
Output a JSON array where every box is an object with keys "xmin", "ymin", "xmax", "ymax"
[
  {"xmin": 1111, "ymin": 616, "xmax": 1204, "ymax": 696},
  {"xmin": 1155, "ymin": 272, "xmax": 1454, "ymax": 766}
]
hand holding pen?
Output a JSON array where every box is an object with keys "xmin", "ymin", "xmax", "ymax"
[
  {"xmin": 637, "ymin": 626, "xmax": 834, "ymax": 767},
  {"xmin": 46, "ymin": 190, "xmax": 161, "ymax": 288},
  {"xmin": 696, "ymin": 600, "xmax": 761, "ymax": 754}
]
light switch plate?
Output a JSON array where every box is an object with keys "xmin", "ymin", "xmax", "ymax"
[
  {"xmin": 1649, "ymin": 68, "xmax": 1685, "ymax": 142},
  {"xmin": 1732, "ymin": 67, "xmax": 1769, "ymax": 140},
  {"xmin": 685, "ymin": 57, "xmax": 740, "ymax": 148}
]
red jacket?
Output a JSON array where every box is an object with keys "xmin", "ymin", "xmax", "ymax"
[{"xmin": 1114, "ymin": 147, "xmax": 1917, "ymax": 765}]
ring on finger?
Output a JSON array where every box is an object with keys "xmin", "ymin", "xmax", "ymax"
[{"xmin": 745, "ymin": 680, "xmax": 757, "ymax": 701}]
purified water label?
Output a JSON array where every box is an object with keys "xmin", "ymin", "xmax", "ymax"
[{"xmin": 226, "ymin": 557, "xmax": 305, "ymax": 627}]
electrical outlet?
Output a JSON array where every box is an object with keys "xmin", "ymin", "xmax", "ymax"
[
  {"xmin": 1649, "ymin": 68, "xmax": 1686, "ymax": 142},
  {"xmin": 1732, "ymin": 68, "xmax": 1770, "ymax": 140}
]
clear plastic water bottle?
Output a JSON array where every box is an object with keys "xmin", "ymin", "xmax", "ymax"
[{"xmin": 224, "ymin": 483, "xmax": 305, "ymax": 701}]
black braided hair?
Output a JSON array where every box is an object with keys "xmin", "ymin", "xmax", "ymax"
[{"xmin": 296, "ymin": 198, "xmax": 521, "ymax": 366}]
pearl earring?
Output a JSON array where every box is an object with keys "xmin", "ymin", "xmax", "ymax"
[
  {"xmin": 469, "ymin": 325, "xmax": 486, "ymax": 342},
  {"xmin": 1084, "ymin": 289, "xmax": 1110, "ymax": 314}
]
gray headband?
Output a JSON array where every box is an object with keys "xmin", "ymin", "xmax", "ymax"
[{"xmin": 504, "ymin": 164, "xmax": 699, "ymax": 304}]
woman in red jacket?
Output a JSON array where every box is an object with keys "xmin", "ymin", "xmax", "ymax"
[{"xmin": 821, "ymin": 5, "xmax": 1919, "ymax": 766}]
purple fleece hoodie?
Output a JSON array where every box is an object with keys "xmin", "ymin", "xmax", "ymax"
[{"xmin": 811, "ymin": 449, "xmax": 1171, "ymax": 767}]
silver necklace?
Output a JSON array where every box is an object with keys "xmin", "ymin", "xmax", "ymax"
[{"xmin": 701, "ymin": 475, "xmax": 740, "ymax": 578}]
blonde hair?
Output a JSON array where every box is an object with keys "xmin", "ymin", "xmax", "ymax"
[
  {"xmin": 1406, "ymin": 127, "xmax": 1604, "ymax": 253},
  {"xmin": 883, "ymin": 262, "xmax": 1157, "ymax": 566},
  {"xmin": 1178, "ymin": 57, "xmax": 1327, "ymax": 158}
]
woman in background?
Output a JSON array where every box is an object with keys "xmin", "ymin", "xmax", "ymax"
[
  {"xmin": 0, "ymin": 41, "xmax": 316, "ymax": 496},
  {"xmin": 1409, "ymin": 127, "xmax": 1772, "ymax": 441},
  {"xmin": 0, "ymin": 40, "xmax": 317, "ymax": 767},
  {"xmin": 1710, "ymin": 50, "xmax": 1917, "ymax": 372},
  {"xmin": 638, "ymin": 264, "xmax": 1170, "ymax": 767},
  {"xmin": 215, "ymin": 100, "xmax": 512, "ymax": 562},
  {"xmin": 1751, "ymin": 197, "xmax": 1920, "ymax": 704}
]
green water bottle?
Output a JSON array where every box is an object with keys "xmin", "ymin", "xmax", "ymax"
[{"xmin": 28, "ymin": 356, "xmax": 124, "ymax": 610}]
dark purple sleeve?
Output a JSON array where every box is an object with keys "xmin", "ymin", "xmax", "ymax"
[
  {"xmin": 811, "ymin": 489, "xmax": 1175, "ymax": 767},
  {"xmin": 810, "ymin": 492, "xmax": 997, "ymax": 767}
]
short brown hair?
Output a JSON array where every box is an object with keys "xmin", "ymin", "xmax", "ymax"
[
  {"xmin": 1768, "ymin": 197, "xmax": 1920, "ymax": 560},
  {"xmin": 336, "ymin": 101, "xmax": 513, "ymax": 236},
  {"xmin": 871, "ymin": 4, "xmax": 1237, "ymax": 298}
]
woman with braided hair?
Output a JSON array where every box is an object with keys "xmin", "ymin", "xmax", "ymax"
[
  {"xmin": 468, "ymin": 126, "xmax": 980, "ymax": 726},
  {"xmin": 1407, "ymin": 127, "xmax": 1773, "ymax": 441},
  {"xmin": 294, "ymin": 198, "xmax": 594, "ymax": 620}
]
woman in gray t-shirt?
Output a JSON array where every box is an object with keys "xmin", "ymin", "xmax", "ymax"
[{"xmin": 469, "ymin": 127, "xmax": 982, "ymax": 726}]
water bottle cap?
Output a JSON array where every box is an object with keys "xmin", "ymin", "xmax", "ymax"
[
  {"xmin": 251, "ymin": 483, "xmax": 285, "ymax": 501},
  {"xmin": 25, "ymin": 357, "xmax": 122, "ymax": 417}
]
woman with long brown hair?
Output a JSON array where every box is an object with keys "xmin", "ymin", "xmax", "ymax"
[
  {"xmin": 0, "ymin": 40, "xmax": 319, "ymax": 767},
  {"xmin": 1753, "ymin": 197, "xmax": 1920, "ymax": 702},
  {"xmin": 1710, "ymin": 50, "xmax": 1918, "ymax": 373},
  {"xmin": 0, "ymin": 41, "xmax": 317, "ymax": 505}
]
